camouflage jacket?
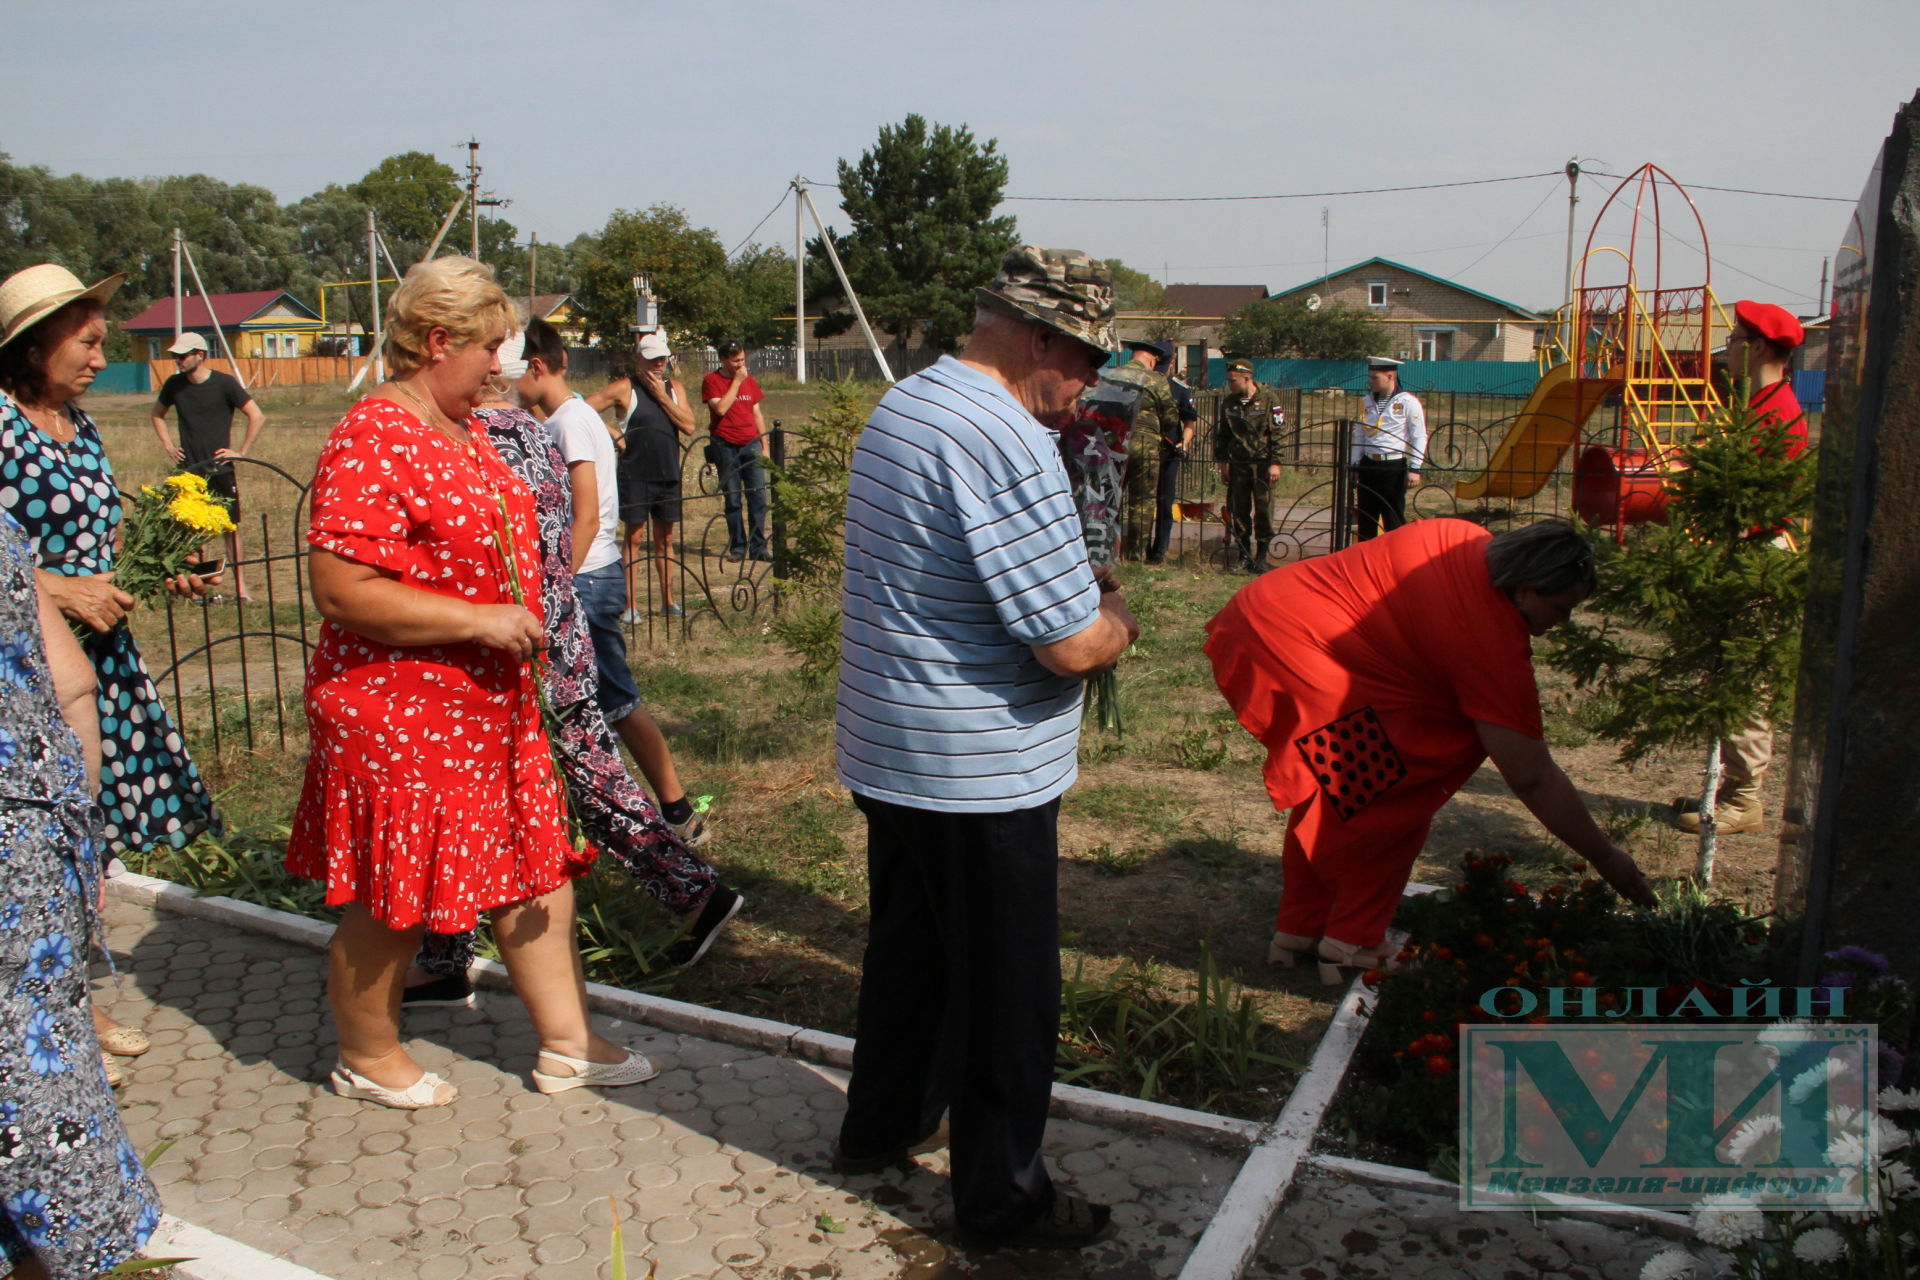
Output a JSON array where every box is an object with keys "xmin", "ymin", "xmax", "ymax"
[
  {"xmin": 1213, "ymin": 384, "xmax": 1287, "ymax": 464},
  {"xmin": 1097, "ymin": 361, "xmax": 1183, "ymax": 458}
]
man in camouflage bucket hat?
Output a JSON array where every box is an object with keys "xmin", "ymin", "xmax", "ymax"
[
  {"xmin": 829, "ymin": 247, "xmax": 1137, "ymax": 1249},
  {"xmin": 974, "ymin": 245, "xmax": 1121, "ymax": 357}
]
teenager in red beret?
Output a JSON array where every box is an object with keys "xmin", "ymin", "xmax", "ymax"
[{"xmin": 1672, "ymin": 299, "xmax": 1808, "ymax": 835}]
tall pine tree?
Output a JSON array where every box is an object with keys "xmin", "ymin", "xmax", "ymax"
[{"xmin": 810, "ymin": 115, "xmax": 1017, "ymax": 353}]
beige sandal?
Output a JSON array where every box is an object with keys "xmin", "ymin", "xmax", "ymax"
[
  {"xmin": 97, "ymin": 1025, "xmax": 151, "ymax": 1057},
  {"xmin": 330, "ymin": 1063, "xmax": 458, "ymax": 1109},
  {"xmin": 1316, "ymin": 937, "xmax": 1403, "ymax": 986},
  {"xmin": 102, "ymin": 1052, "xmax": 124, "ymax": 1088},
  {"xmin": 531, "ymin": 1046, "xmax": 658, "ymax": 1094},
  {"xmin": 1268, "ymin": 931, "xmax": 1319, "ymax": 967}
]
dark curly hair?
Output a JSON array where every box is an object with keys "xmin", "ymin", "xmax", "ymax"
[{"xmin": 0, "ymin": 298, "xmax": 105, "ymax": 404}]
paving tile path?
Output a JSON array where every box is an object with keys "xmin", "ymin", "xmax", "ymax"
[
  {"xmin": 97, "ymin": 899, "xmax": 1242, "ymax": 1279},
  {"xmin": 97, "ymin": 895, "xmax": 1711, "ymax": 1279}
]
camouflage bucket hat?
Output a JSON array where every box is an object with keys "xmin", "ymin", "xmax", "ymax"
[{"xmin": 975, "ymin": 246, "xmax": 1119, "ymax": 354}]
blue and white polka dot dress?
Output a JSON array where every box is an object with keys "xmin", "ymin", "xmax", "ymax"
[{"xmin": 0, "ymin": 392, "xmax": 218, "ymax": 854}]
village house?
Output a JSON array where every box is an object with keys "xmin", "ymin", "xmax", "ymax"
[
  {"xmin": 119, "ymin": 290, "xmax": 326, "ymax": 360},
  {"xmin": 1268, "ymin": 257, "xmax": 1544, "ymax": 362}
]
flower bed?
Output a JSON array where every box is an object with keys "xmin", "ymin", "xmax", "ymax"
[{"xmin": 1318, "ymin": 855, "xmax": 1920, "ymax": 1274}]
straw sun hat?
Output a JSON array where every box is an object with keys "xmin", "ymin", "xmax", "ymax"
[{"xmin": 0, "ymin": 263, "xmax": 125, "ymax": 351}]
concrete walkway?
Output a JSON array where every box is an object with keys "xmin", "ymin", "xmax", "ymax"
[
  {"xmin": 96, "ymin": 892, "xmax": 1712, "ymax": 1279},
  {"xmin": 98, "ymin": 897, "xmax": 1238, "ymax": 1279}
]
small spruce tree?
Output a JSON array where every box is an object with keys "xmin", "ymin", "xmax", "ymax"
[{"xmin": 1547, "ymin": 392, "xmax": 1817, "ymax": 881}]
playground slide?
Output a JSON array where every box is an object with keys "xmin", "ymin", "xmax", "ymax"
[{"xmin": 1453, "ymin": 363, "xmax": 1622, "ymax": 502}]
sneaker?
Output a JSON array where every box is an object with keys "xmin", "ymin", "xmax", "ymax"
[
  {"xmin": 669, "ymin": 812, "xmax": 712, "ymax": 849},
  {"xmin": 1144, "ymin": 553, "xmax": 1165, "ymax": 565},
  {"xmin": 722, "ymin": 549, "xmax": 746, "ymax": 563},
  {"xmin": 959, "ymin": 1191, "xmax": 1115, "ymax": 1251},
  {"xmin": 750, "ymin": 549, "xmax": 774, "ymax": 563},
  {"xmin": 620, "ymin": 608, "xmax": 645, "ymax": 625},
  {"xmin": 660, "ymin": 603, "xmax": 685, "ymax": 617},
  {"xmin": 664, "ymin": 888, "xmax": 744, "ymax": 968},
  {"xmin": 401, "ymin": 972, "xmax": 476, "ymax": 1008}
]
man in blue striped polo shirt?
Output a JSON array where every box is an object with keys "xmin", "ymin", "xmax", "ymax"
[{"xmin": 832, "ymin": 247, "xmax": 1140, "ymax": 1250}]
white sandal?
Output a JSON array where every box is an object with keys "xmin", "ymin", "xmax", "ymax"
[
  {"xmin": 1268, "ymin": 931, "xmax": 1319, "ymax": 967},
  {"xmin": 330, "ymin": 1062, "xmax": 458, "ymax": 1110},
  {"xmin": 1316, "ymin": 937, "xmax": 1403, "ymax": 986},
  {"xmin": 532, "ymin": 1046, "xmax": 659, "ymax": 1094}
]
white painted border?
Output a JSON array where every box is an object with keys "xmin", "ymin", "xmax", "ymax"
[
  {"xmin": 1307, "ymin": 1154, "xmax": 1695, "ymax": 1239},
  {"xmin": 148, "ymin": 1213, "xmax": 335, "ymax": 1280},
  {"xmin": 1177, "ymin": 970, "xmax": 1380, "ymax": 1280}
]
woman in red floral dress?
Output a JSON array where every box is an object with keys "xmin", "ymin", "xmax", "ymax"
[{"xmin": 288, "ymin": 257, "xmax": 654, "ymax": 1108}]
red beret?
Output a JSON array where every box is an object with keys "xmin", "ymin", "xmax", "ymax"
[{"xmin": 1734, "ymin": 299, "xmax": 1804, "ymax": 350}]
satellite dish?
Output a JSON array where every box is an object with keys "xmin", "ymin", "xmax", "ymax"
[{"xmin": 1306, "ymin": 294, "xmax": 1323, "ymax": 311}]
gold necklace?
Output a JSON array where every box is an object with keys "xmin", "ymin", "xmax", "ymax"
[
  {"xmin": 392, "ymin": 380, "xmax": 470, "ymax": 444},
  {"xmin": 21, "ymin": 401, "xmax": 74, "ymax": 444}
]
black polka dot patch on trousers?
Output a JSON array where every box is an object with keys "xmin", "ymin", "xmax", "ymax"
[{"xmin": 1292, "ymin": 707, "xmax": 1409, "ymax": 821}]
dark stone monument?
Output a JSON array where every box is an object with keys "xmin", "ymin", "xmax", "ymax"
[{"xmin": 1775, "ymin": 90, "xmax": 1920, "ymax": 1010}]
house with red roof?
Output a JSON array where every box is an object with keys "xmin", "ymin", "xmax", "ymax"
[{"xmin": 120, "ymin": 290, "xmax": 326, "ymax": 361}]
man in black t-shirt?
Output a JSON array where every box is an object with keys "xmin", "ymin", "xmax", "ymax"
[{"xmin": 150, "ymin": 333, "xmax": 266, "ymax": 599}]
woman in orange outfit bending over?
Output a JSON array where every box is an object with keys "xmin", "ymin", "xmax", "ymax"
[{"xmin": 1204, "ymin": 518, "xmax": 1656, "ymax": 983}]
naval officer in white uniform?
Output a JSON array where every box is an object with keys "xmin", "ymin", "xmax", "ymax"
[{"xmin": 1350, "ymin": 355, "xmax": 1425, "ymax": 541}]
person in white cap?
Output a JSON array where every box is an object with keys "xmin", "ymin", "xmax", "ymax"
[
  {"xmin": 150, "ymin": 332, "xmax": 267, "ymax": 599},
  {"xmin": 1350, "ymin": 356, "xmax": 1425, "ymax": 542},
  {"xmin": 586, "ymin": 331, "xmax": 695, "ymax": 620}
]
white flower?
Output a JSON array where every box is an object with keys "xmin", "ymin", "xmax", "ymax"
[
  {"xmin": 1791, "ymin": 1226, "xmax": 1845, "ymax": 1264},
  {"xmin": 1725, "ymin": 1114, "xmax": 1782, "ymax": 1164},
  {"xmin": 1691, "ymin": 1193, "xmax": 1765, "ymax": 1247},
  {"xmin": 1790, "ymin": 1056, "xmax": 1854, "ymax": 1104},
  {"xmin": 1758, "ymin": 1019, "xmax": 1819, "ymax": 1045},
  {"xmin": 1829, "ymin": 1131, "xmax": 1869, "ymax": 1168},
  {"xmin": 1883, "ymin": 1162, "xmax": 1919, "ymax": 1199},
  {"xmin": 1639, "ymin": 1247, "xmax": 1694, "ymax": 1280},
  {"xmin": 1877, "ymin": 1086, "xmax": 1920, "ymax": 1112},
  {"xmin": 1873, "ymin": 1114, "xmax": 1911, "ymax": 1157}
]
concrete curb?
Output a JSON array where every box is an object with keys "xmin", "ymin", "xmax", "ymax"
[
  {"xmin": 1306, "ymin": 1154, "xmax": 1696, "ymax": 1240},
  {"xmin": 1177, "ymin": 967, "xmax": 1380, "ymax": 1280},
  {"xmin": 149, "ymin": 1213, "xmax": 335, "ymax": 1280},
  {"xmin": 106, "ymin": 871, "xmax": 1263, "ymax": 1151}
]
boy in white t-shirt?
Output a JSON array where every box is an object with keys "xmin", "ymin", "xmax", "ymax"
[{"xmin": 517, "ymin": 319, "xmax": 710, "ymax": 848}]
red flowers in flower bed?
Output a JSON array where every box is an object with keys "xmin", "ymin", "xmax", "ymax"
[{"xmin": 1324, "ymin": 854, "xmax": 1765, "ymax": 1171}]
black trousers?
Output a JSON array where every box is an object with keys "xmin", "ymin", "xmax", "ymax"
[
  {"xmin": 1150, "ymin": 452, "xmax": 1182, "ymax": 558},
  {"xmin": 1353, "ymin": 455, "xmax": 1410, "ymax": 542},
  {"xmin": 840, "ymin": 793, "xmax": 1062, "ymax": 1237}
]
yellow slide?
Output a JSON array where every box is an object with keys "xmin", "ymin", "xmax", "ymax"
[{"xmin": 1454, "ymin": 363, "xmax": 1622, "ymax": 502}]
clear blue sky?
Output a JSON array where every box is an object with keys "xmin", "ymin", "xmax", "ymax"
[{"xmin": 8, "ymin": 0, "xmax": 1917, "ymax": 316}]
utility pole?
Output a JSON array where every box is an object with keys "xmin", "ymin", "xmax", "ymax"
[
  {"xmin": 1818, "ymin": 255, "xmax": 1830, "ymax": 318},
  {"xmin": 464, "ymin": 138, "xmax": 482, "ymax": 259},
  {"xmin": 1566, "ymin": 157, "xmax": 1582, "ymax": 355},
  {"xmin": 171, "ymin": 227, "xmax": 183, "ymax": 341},
  {"xmin": 1320, "ymin": 206, "xmax": 1330, "ymax": 288},
  {"xmin": 369, "ymin": 209, "xmax": 383, "ymax": 382},
  {"xmin": 793, "ymin": 178, "xmax": 807, "ymax": 384},
  {"xmin": 527, "ymin": 232, "xmax": 538, "ymax": 311},
  {"xmin": 1563, "ymin": 158, "xmax": 1582, "ymax": 315}
]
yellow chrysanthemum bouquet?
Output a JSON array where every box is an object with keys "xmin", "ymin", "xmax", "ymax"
[{"xmin": 115, "ymin": 471, "xmax": 236, "ymax": 600}]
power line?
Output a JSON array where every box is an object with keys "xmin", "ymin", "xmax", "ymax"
[
  {"xmin": 807, "ymin": 172, "xmax": 1564, "ymax": 203},
  {"xmin": 726, "ymin": 190, "xmax": 792, "ymax": 260},
  {"xmin": 1445, "ymin": 179, "xmax": 1563, "ymax": 281},
  {"xmin": 1585, "ymin": 170, "xmax": 1853, "ymax": 204}
]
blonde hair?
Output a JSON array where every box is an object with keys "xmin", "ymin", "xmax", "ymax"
[{"xmin": 382, "ymin": 256, "xmax": 515, "ymax": 377}]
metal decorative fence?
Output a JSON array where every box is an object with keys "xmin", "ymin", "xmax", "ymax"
[
  {"xmin": 1131, "ymin": 384, "xmax": 1655, "ymax": 568},
  {"xmin": 143, "ymin": 428, "xmax": 799, "ymax": 759}
]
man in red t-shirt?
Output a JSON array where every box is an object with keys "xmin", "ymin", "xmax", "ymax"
[
  {"xmin": 702, "ymin": 340, "xmax": 770, "ymax": 562},
  {"xmin": 1673, "ymin": 299, "xmax": 1807, "ymax": 836}
]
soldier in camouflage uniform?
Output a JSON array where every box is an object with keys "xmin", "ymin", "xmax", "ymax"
[
  {"xmin": 1212, "ymin": 359, "xmax": 1287, "ymax": 572},
  {"xmin": 1087, "ymin": 338, "xmax": 1182, "ymax": 560}
]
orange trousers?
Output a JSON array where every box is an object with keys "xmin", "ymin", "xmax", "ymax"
[{"xmin": 1276, "ymin": 757, "xmax": 1479, "ymax": 949}]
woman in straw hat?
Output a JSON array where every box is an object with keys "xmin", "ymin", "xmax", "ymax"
[
  {"xmin": 0, "ymin": 262, "xmax": 222, "ymax": 1081},
  {"xmin": 288, "ymin": 256, "xmax": 653, "ymax": 1109}
]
